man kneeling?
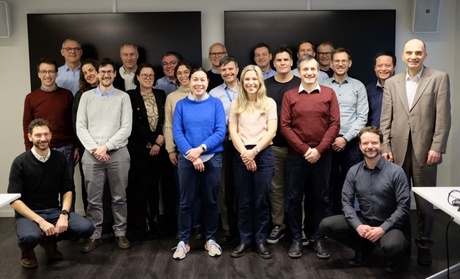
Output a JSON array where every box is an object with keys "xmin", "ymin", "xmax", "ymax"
[
  {"xmin": 8, "ymin": 119, "xmax": 95, "ymax": 268},
  {"xmin": 319, "ymin": 126, "xmax": 410, "ymax": 273}
]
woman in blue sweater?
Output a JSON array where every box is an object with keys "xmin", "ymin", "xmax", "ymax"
[{"xmin": 172, "ymin": 67, "xmax": 226, "ymax": 259}]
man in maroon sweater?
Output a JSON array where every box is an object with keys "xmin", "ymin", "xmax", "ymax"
[
  {"xmin": 23, "ymin": 58, "xmax": 78, "ymax": 178},
  {"xmin": 281, "ymin": 55, "xmax": 340, "ymax": 260}
]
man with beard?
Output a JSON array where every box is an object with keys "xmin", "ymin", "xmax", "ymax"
[{"xmin": 319, "ymin": 126, "xmax": 410, "ymax": 273}]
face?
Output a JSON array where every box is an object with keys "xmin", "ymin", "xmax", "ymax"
[
  {"xmin": 331, "ymin": 52, "xmax": 352, "ymax": 76},
  {"xmin": 299, "ymin": 59, "xmax": 319, "ymax": 86},
  {"xmin": 359, "ymin": 132, "xmax": 382, "ymax": 160},
  {"xmin": 220, "ymin": 61, "xmax": 239, "ymax": 84},
  {"xmin": 28, "ymin": 125, "xmax": 52, "ymax": 151},
  {"xmin": 162, "ymin": 55, "xmax": 179, "ymax": 79},
  {"xmin": 254, "ymin": 46, "xmax": 272, "ymax": 69},
  {"xmin": 190, "ymin": 70, "xmax": 209, "ymax": 99},
  {"xmin": 137, "ymin": 67, "xmax": 155, "ymax": 89},
  {"xmin": 374, "ymin": 55, "xmax": 395, "ymax": 83},
  {"xmin": 243, "ymin": 70, "xmax": 260, "ymax": 98},
  {"xmin": 120, "ymin": 45, "xmax": 139, "ymax": 70},
  {"xmin": 297, "ymin": 42, "xmax": 315, "ymax": 58},
  {"xmin": 38, "ymin": 63, "xmax": 58, "ymax": 88},
  {"xmin": 82, "ymin": 63, "xmax": 98, "ymax": 87},
  {"xmin": 273, "ymin": 52, "xmax": 293, "ymax": 74},
  {"xmin": 317, "ymin": 44, "xmax": 333, "ymax": 67},
  {"xmin": 176, "ymin": 65, "xmax": 191, "ymax": 86},
  {"xmin": 60, "ymin": 40, "xmax": 82, "ymax": 64},
  {"xmin": 98, "ymin": 64, "xmax": 116, "ymax": 89},
  {"xmin": 208, "ymin": 45, "xmax": 227, "ymax": 68},
  {"xmin": 402, "ymin": 39, "xmax": 427, "ymax": 73}
]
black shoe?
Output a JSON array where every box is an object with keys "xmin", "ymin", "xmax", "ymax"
[
  {"xmin": 221, "ymin": 230, "xmax": 232, "ymax": 242},
  {"xmin": 267, "ymin": 225, "xmax": 285, "ymax": 244},
  {"xmin": 385, "ymin": 261, "xmax": 403, "ymax": 273},
  {"xmin": 313, "ymin": 240, "xmax": 330, "ymax": 259},
  {"xmin": 231, "ymin": 243, "xmax": 252, "ymax": 258},
  {"xmin": 256, "ymin": 244, "xmax": 272, "ymax": 259},
  {"xmin": 194, "ymin": 227, "xmax": 204, "ymax": 240},
  {"xmin": 417, "ymin": 248, "xmax": 432, "ymax": 266},
  {"xmin": 288, "ymin": 241, "xmax": 302, "ymax": 259},
  {"xmin": 349, "ymin": 246, "xmax": 374, "ymax": 266}
]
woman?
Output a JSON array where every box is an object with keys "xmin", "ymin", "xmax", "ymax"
[
  {"xmin": 73, "ymin": 58, "xmax": 99, "ymax": 212},
  {"xmin": 172, "ymin": 67, "xmax": 226, "ymax": 259},
  {"xmin": 127, "ymin": 63, "xmax": 166, "ymax": 236},
  {"xmin": 228, "ymin": 65, "xmax": 277, "ymax": 259}
]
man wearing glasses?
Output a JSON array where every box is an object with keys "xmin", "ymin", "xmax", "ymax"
[
  {"xmin": 154, "ymin": 51, "xmax": 181, "ymax": 95},
  {"xmin": 114, "ymin": 42, "xmax": 139, "ymax": 92},
  {"xmin": 207, "ymin": 42, "xmax": 228, "ymax": 91},
  {"xmin": 56, "ymin": 38, "xmax": 82, "ymax": 95},
  {"xmin": 316, "ymin": 41, "xmax": 335, "ymax": 78},
  {"xmin": 76, "ymin": 58, "xmax": 133, "ymax": 253},
  {"xmin": 23, "ymin": 58, "xmax": 77, "ymax": 181}
]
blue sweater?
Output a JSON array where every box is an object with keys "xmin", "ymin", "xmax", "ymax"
[{"xmin": 173, "ymin": 96, "xmax": 226, "ymax": 155}]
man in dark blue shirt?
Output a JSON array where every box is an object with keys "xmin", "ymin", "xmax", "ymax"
[{"xmin": 319, "ymin": 126, "xmax": 410, "ymax": 273}]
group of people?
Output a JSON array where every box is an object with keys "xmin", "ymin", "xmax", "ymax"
[{"xmin": 8, "ymin": 37, "xmax": 450, "ymax": 274}]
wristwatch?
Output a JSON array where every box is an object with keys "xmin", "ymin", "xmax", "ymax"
[
  {"xmin": 60, "ymin": 209, "xmax": 69, "ymax": 216},
  {"xmin": 253, "ymin": 146, "xmax": 260, "ymax": 154}
]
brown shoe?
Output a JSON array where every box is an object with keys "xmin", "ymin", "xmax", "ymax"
[
  {"xmin": 116, "ymin": 236, "xmax": 130, "ymax": 249},
  {"xmin": 81, "ymin": 238, "xmax": 102, "ymax": 253},
  {"xmin": 21, "ymin": 249, "xmax": 38, "ymax": 268},
  {"xmin": 42, "ymin": 236, "xmax": 63, "ymax": 260}
]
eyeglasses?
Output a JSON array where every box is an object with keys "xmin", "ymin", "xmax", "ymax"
[
  {"xmin": 140, "ymin": 74, "xmax": 154, "ymax": 79},
  {"xmin": 62, "ymin": 47, "xmax": 81, "ymax": 53},
  {"xmin": 209, "ymin": 52, "xmax": 227, "ymax": 57},
  {"xmin": 38, "ymin": 70, "xmax": 57, "ymax": 75},
  {"xmin": 333, "ymin": 59, "xmax": 350, "ymax": 64},
  {"xmin": 100, "ymin": 70, "xmax": 114, "ymax": 75},
  {"xmin": 318, "ymin": 52, "xmax": 332, "ymax": 56},
  {"xmin": 162, "ymin": 61, "xmax": 178, "ymax": 67}
]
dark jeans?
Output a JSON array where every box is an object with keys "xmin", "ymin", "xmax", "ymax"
[
  {"xmin": 233, "ymin": 146, "xmax": 274, "ymax": 245},
  {"xmin": 177, "ymin": 153, "xmax": 222, "ymax": 243},
  {"xmin": 287, "ymin": 152, "xmax": 332, "ymax": 242},
  {"xmin": 15, "ymin": 208, "xmax": 94, "ymax": 250}
]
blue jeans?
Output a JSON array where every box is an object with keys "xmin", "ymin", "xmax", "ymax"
[
  {"xmin": 177, "ymin": 153, "xmax": 222, "ymax": 243},
  {"xmin": 15, "ymin": 208, "xmax": 94, "ymax": 250},
  {"xmin": 233, "ymin": 146, "xmax": 274, "ymax": 245}
]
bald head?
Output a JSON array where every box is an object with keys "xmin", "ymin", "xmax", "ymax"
[{"xmin": 402, "ymin": 39, "xmax": 427, "ymax": 75}]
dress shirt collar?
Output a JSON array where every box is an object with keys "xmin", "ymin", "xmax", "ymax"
[
  {"xmin": 31, "ymin": 147, "xmax": 51, "ymax": 163},
  {"xmin": 95, "ymin": 85, "xmax": 115, "ymax": 97},
  {"xmin": 298, "ymin": 83, "xmax": 321, "ymax": 94},
  {"xmin": 188, "ymin": 92, "xmax": 210, "ymax": 101},
  {"xmin": 405, "ymin": 66, "xmax": 424, "ymax": 81}
]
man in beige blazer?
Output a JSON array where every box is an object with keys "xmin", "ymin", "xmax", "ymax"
[{"xmin": 380, "ymin": 39, "xmax": 451, "ymax": 267}]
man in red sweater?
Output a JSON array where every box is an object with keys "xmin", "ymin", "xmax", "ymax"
[{"xmin": 23, "ymin": 58, "xmax": 78, "ymax": 179}]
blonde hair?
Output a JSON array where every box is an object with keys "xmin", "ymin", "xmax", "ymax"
[{"xmin": 233, "ymin": 65, "xmax": 269, "ymax": 115}]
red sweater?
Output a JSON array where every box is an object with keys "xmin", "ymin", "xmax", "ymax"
[
  {"xmin": 280, "ymin": 85, "xmax": 340, "ymax": 155},
  {"xmin": 23, "ymin": 87, "xmax": 75, "ymax": 150}
]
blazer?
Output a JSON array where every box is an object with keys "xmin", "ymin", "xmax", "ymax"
[
  {"xmin": 127, "ymin": 88, "xmax": 166, "ymax": 153},
  {"xmin": 380, "ymin": 67, "xmax": 451, "ymax": 167}
]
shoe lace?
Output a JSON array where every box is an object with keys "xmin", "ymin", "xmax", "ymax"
[
  {"xmin": 270, "ymin": 226, "xmax": 282, "ymax": 237},
  {"xmin": 172, "ymin": 241, "xmax": 186, "ymax": 251}
]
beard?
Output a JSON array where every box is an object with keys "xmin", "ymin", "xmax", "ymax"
[{"xmin": 363, "ymin": 149, "xmax": 381, "ymax": 160}]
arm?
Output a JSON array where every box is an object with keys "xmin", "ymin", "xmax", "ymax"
[
  {"xmin": 10, "ymin": 200, "xmax": 57, "ymax": 236},
  {"xmin": 342, "ymin": 167, "xmax": 362, "ymax": 229},
  {"xmin": 315, "ymin": 89, "xmax": 341, "ymax": 154},
  {"xmin": 380, "ymin": 167, "xmax": 410, "ymax": 232},
  {"xmin": 22, "ymin": 95, "xmax": 33, "ymax": 150},
  {"xmin": 54, "ymin": 191, "xmax": 72, "ymax": 236},
  {"xmin": 343, "ymin": 82, "xmax": 369, "ymax": 142},
  {"xmin": 380, "ymin": 83, "xmax": 394, "ymax": 160},
  {"xmin": 105, "ymin": 93, "xmax": 133, "ymax": 151},
  {"xmin": 76, "ymin": 93, "xmax": 98, "ymax": 151}
]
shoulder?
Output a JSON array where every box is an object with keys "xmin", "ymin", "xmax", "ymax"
[
  {"xmin": 423, "ymin": 67, "xmax": 448, "ymax": 78},
  {"xmin": 266, "ymin": 97, "xmax": 277, "ymax": 107}
]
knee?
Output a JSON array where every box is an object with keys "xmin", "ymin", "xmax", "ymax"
[
  {"xmin": 319, "ymin": 216, "xmax": 335, "ymax": 235},
  {"xmin": 18, "ymin": 230, "xmax": 42, "ymax": 248}
]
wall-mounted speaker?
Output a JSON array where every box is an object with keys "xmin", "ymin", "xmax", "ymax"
[
  {"xmin": 0, "ymin": 1, "xmax": 12, "ymax": 38},
  {"xmin": 412, "ymin": 0, "xmax": 440, "ymax": 33}
]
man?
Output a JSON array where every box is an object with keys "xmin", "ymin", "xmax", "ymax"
[
  {"xmin": 366, "ymin": 51, "xmax": 396, "ymax": 127},
  {"xmin": 76, "ymin": 58, "xmax": 133, "ymax": 252},
  {"xmin": 56, "ymin": 38, "xmax": 82, "ymax": 95},
  {"xmin": 23, "ymin": 58, "xmax": 78, "ymax": 179},
  {"xmin": 207, "ymin": 42, "xmax": 228, "ymax": 91},
  {"xmin": 281, "ymin": 55, "xmax": 340, "ymax": 260},
  {"xmin": 114, "ymin": 42, "xmax": 139, "ymax": 91},
  {"xmin": 155, "ymin": 51, "xmax": 181, "ymax": 94},
  {"xmin": 380, "ymin": 39, "xmax": 451, "ymax": 266},
  {"xmin": 264, "ymin": 46, "xmax": 300, "ymax": 245},
  {"xmin": 323, "ymin": 48, "xmax": 368, "ymax": 215},
  {"xmin": 316, "ymin": 41, "xmax": 334, "ymax": 77},
  {"xmin": 209, "ymin": 56, "xmax": 240, "ymax": 242},
  {"xmin": 320, "ymin": 126, "xmax": 410, "ymax": 273},
  {"xmin": 292, "ymin": 40, "xmax": 328, "ymax": 84},
  {"xmin": 253, "ymin": 42, "xmax": 276, "ymax": 79},
  {"xmin": 8, "ymin": 119, "xmax": 94, "ymax": 268}
]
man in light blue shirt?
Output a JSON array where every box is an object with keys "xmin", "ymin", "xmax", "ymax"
[
  {"xmin": 56, "ymin": 38, "xmax": 82, "ymax": 95},
  {"xmin": 155, "ymin": 51, "xmax": 181, "ymax": 95},
  {"xmin": 253, "ymin": 42, "xmax": 276, "ymax": 80},
  {"xmin": 292, "ymin": 40, "xmax": 328, "ymax": 85},
  {"xmin": 322, "ymin": 47, "xmax": 368, "ymax": 215}
]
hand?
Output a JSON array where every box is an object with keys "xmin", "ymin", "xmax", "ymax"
[
  {"xmin": 240, "ymin": 149, "xmax": 256, "ymax": 165},
  {"xmin": 246, "ymin": 160, "xmax": 257, "ymax": 172},
  {"xmin": 169, "ymin": 151, "xmax": 178, "ymax": 166},
  {"xmin": 54, "ymin": 214, "xmax": 69, "ymax": 236},
  {"xmin": 382, "ymin": 152, "xmax": 394, "ymax": 162},
  {"xmin": 332, "ymin": 137, "xmax": 347, "ymax": 152},
  {"xmin": 427, "ymin": 150, "xmax": 442, "ymax": 165},
  {"xmin": 193, "ymin": 157, "xmax": 205, "ymax": 172},
  {"xmin": 156, "ymin": 135, "xmax": 165, "ymax": 146},
  {"xmin": 356, "ymin": 224, "xmax": 373, "ymax": 238},
  {"xmin": 363, "ymin": 227, "xmax": 385, "ymax": 242},
  {"xmin": 74, "ymin": 149, "xmax": 80, "ymax": 166},
  {"xmin": 92, "ymin": 145, "xmax": 109, "ymax": 162},
  {"xmin": 304, "ymin": 148, "xmax": 321, "ymax": 164},
  {"xmin": 185, "ymin": 147, "xmax": 203, "ymax": 162},
  {"xmin": 149, "ymin": 144, "xmax": 160, "ymax": 156},
  {"xmin": 38, "ymin": 219, "xmax": 57, "ymax": 236}
]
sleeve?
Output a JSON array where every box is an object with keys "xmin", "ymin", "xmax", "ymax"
[
  {"xmin": 380, "ymin": 82, "xmax": 394, "ymax": 154},
  {"xmin": 342, "ymin": 166, "xmax": 363, "ymax": 229},
  {"xmin": 380, "ymin": 167, "xmax": 410, "ymax": 232},
  {"xmin": 129, "ymin": 90, "xmax": 161, "ymax": 145},
  {"xmin": 172, "ymin": 101, "xmax": 192, "ymax": 154},
  {"xmin": 432, "ymin": 73, "xmax": 451, "ymax": 153},
  {"xmin": 76, "ymin": 93, "xmax": 98, "ymax": 151},
  {"xmin": 22, "ymin": 95, "xmax": 33, "ymax": 150},
  {"xmin": 343, "ymin": 82, "xmax": 369, "ymax": 141},
  {"xmin": 316, "ymin": 89, "xmax": 341, "ymax": 154},
  {"xmin": 202, "ymin": 99, "xmax": 226, "ymax": 151},
  {"xmin": 164, "ymin": 95, "xmax": 176, "ymax": 153},
  {"xmin": 7, "ymin": 156, "xmax": 25, "ymax": 195},
  {"xmin": 105, "ymin": 93, "xmax": 133, "ymax": 151}
]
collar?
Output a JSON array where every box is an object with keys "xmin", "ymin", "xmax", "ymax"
[
  {"xmin": 406, "ymin": 66, "xmax": 424, "ymax": 81},
  {"xmin": 31, "ymin": 147, "xmax": 51, "ymax": 163},
  {"xmin": 40, "ymin": 85, "xmax": 58, "ymax": 92},
  {"xmin": 64, "ymin": 63, "xmax": 81, "ymax": 72},
  {"xmin": 376, "ymin": 80, "xmax": 384, "ymax": 89},
  {"xmin": 298, "ymin": 83, "xmax": 321, "ymax": 94},
  {"xmin": 95, "ymin": 85, "xmax": 115, "ymax": 97},
  {"xmin": 188, "ymin": 92, "xmax": 210, "ymax": 101}
]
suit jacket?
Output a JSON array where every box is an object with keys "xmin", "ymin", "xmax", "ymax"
[
  {"xmin": 380, "ymin": 67, "xmax": 451, "ymax": 167},
  {"xmin": 127, "ymin": 88, "xmax": 166, "ymax": 153}
]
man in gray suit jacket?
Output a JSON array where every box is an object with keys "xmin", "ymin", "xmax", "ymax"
[{"xmin": 380, "ymin": 39, "xmax": 451, "ymax": 267}]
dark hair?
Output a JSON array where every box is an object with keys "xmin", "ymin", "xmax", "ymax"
[
  {"xmin": 28, "ymin": 118, "xmax": 51, "ymax": 134},
  {"xmin": 190, "ymin": 67, "xmax": 209, "ymax": 80},
  {"xmin": 79, "ymin": 58, "xmax": 99, "ymax": 93},
  {"xmin": 99, "ymin": 58, "xmax": 116, "ymax": 71},
  {"xmin": 297, "ymin": 40, "xmax": 316, "ymax": 52},
  {"xmin": 374, "ymin": 51, "xmax": 397, "ymax": 67},
  {"xmin": 133, "ymin": 63, "xmax": 155, "ymax": 87},
  {"xmin": 162, "ymin": 51, "xmax": 182, "ymax": 62},
  {"xmin": 358, "ymin": 126, "xmax": 383, "ymax": 143},
  {"xmin": 332, "ymin": 47, "xmax": 352, "ymax": 60},
  {"xmin": 37, "ymin": 58, "xmax": 58, "ymax": 73},
  {"xmin": 317, "ymin": 41, "xmax": 334, "ymax": 50},
  {"xmin": 273, "ymin": 45, "xmax": 293, "ymax": 59},
  {"xmin": 174, "ymin": 61, "xmax": 193, "ymax": 86},
  {"xmin": 219, "ymin": 56, "xmax": 238, "ymax": 68},
  {"xmin": 253, "ymin": 42, "xmax": 272, "ymax": 54}
]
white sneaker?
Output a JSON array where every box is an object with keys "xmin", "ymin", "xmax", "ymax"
[
  {"xmin": 302, "ymin": 231, "xmax": 310, "ymax": 246},
  {"xmin": 173, "ymin": 241, "xmax": 190, "ymax": 260},
  {"xmin": 205, "ymin": 239, "xmax": 222, "ymax": 257}
]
